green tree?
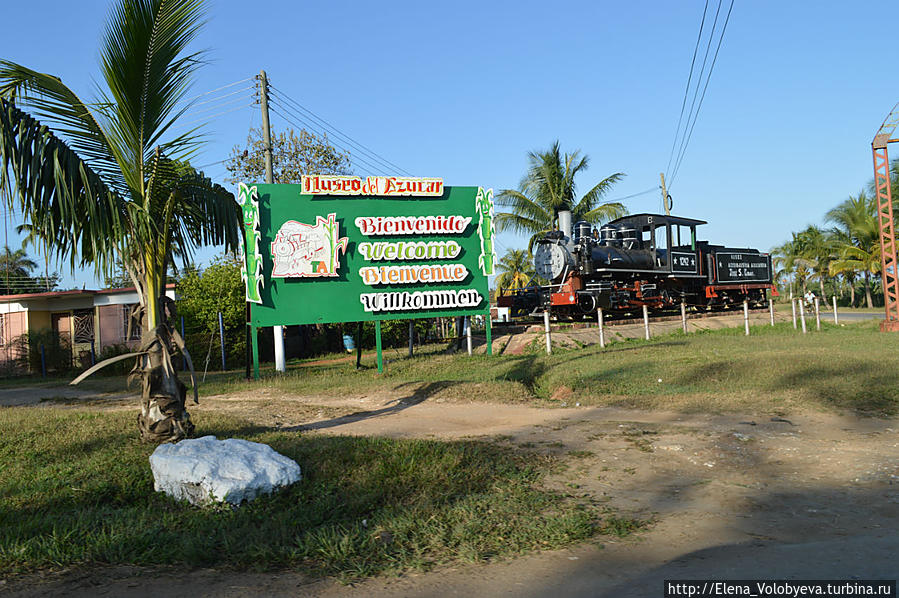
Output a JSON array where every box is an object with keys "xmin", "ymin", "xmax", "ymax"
[
  {"xmin": 826, "ymin": 191, "xmax": 879, "ymax": 308},
  {"xmin": 0, "ymin": 246, "xmax": 59, "ymax": 294},
  {"xmin": 494, "ymin": 248, "xmax": 535, "ymax": 291},
  {"xmin": 0, "ymin": 0, "xmax": 240, "ymax": 442},
  {"xmin": 495, "ymin": 141, "xmax": 626, "ymax": 250},
  {"xmin": 176, "ymin": 254, "xmax": 246, "ymax": 368},
  {"xmin": 225, "ymin": 127, "xmax": 352, "ymax": 184},
  {"xmin": 772, "ymin": 233, "xmax": 813, "ymax": 298}
]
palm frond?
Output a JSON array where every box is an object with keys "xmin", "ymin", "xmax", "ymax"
[{"xmin": 0, "ymin": 99, "xmax": 124, "ymax": 276}]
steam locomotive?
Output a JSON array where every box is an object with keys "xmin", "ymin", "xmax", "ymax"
[{"xmin": 496, "ymin": 211, "xmax": 776, "ymax": 318}]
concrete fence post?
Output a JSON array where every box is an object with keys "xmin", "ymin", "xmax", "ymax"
[
  {"xmin": 832, "ymin": 296, "xmax": 839, "ymax": 326},
  {"xmin": 814, "ymin": 297, "xmax": 821, "ymax": 331},
  {"xmin": 643, "ymin": 305, "xmax": 650, "ymax": 340},
  {"xmin": 466, "ymin": 317, "xmax": 472, "ymax": 356},
  {"xmin": 744, "ymin": 299, "xmax": 750, "ymax": 336},
  {"xmin": 681, "ymin": 301, "xmax": 688, "ymax": 333},
  {"xmin": 791, "ymin": 298, "xmax": 797, "ymax": 329},
  {"xmin": 543, "ymin": 310, "xmax": 552, "ymax": 355},
  {"xmin": 769, "ymin": 298, "xmax": 775, "ymax": 326},
  {"xmin": 597, "ymin": 308, "xmax": 605, "ymax": 348},
  {"xmin": 799, "ymin": 300, "xmax": 807, "ymax": 334}
]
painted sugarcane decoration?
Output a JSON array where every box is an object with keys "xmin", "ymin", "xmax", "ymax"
[
  {"xmin": 476, "ymin": 187, "xmax": 496, "ymax": 275},
  {"xmin": 237, "ymin": 182, "xmax": 264, "ymax": 303}
]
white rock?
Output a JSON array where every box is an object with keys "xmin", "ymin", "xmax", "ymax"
[{"xmin": 149, "ymin": 436, "xmax": 301, "ymax": 506}]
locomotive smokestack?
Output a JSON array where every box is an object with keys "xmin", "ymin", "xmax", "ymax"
[{"xmin": 558, "ymin": 210, "xmax": 572, "ymax": 240}]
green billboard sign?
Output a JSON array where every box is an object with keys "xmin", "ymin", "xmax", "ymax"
[{"xmin": 237, "ymin": 177, "xmax": 496, "ymax": 375}]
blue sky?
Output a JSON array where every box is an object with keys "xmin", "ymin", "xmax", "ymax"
[{"xmin": 2, "ymin": 0, "xmax": 896, "ymax": 288}]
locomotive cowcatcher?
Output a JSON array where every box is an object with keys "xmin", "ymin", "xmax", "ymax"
[{"xmin": 497, "ymin": 212, "xmax": 777, "ymax": 318}]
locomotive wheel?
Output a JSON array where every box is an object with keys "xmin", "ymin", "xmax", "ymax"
[{"xmin": 577, "ymin": 293, "xmax": 597, "ymax": 314}]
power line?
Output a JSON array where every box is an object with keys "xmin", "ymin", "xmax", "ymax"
[
  {"xmin": 665, "ymin": 0, "xmax": 735, "ymax": 190},
  {"xmin": 670, "ymin": 0, "xmax": 735, "ymax": 186},
  {"xmin": 669, "ymin": 0, "xmax": 724, "ymax": 185},
  {"xmin": 665, "ymin": 0, "xmax": 709, "ymax": 179},
  {"xmin": 179, "ymin": 103, "xmax": 255, "ymax": 128},
  {"xmin": 607, "ymin": 187, "xmax": 659, "ymax": 204},
  {"xmin": 179, "ymin": 77, "xmax": 255, "ymax": 105},
  {"xmin": 267, "ymin": 84, "xmax": 413, "ymax": 176},
  {"xmin": 268, "ymin": 91, "xmax": 400, "ymax": 176},
  {"xmin": 267, "ymin": 105, "xmax": 393, "ymax": 176}
]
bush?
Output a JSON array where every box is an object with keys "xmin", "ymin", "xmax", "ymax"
[{"xmin": 8, "ymin": 329, "xmax": 73, "ymax": 374}]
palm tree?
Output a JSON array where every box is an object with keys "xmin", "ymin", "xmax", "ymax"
[
  {"xmin": 495, "ymin": 249, "xmax": 535, "ymax": 291},
  {"xmin": 772, "ymin": 233, "xmax": 812, "ymax": 298},
  {"xmin": 826, "ymin": 191, "xmax": 879, "ymax": 309},
  {"xmin": 796, "ymin": 225, "xmax": 833, "ymax": 303},
  {"xmin": 0, "ymin": 246, "xmax": 38, "ymax": 294},
  {"xmin": 0, "ymin": 0, "xmax": 240, "ymax": 443},
  {"xmin": 495, "ymin": 141, "xmax": 626, "ymax": 250}
]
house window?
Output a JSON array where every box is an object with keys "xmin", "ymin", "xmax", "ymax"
[
  {"xmin": 122, "ymin": 304, "xmax": 141, "ymax": 341},
  {"xmin": 73, "ymin": 309, "xmax": 95, "ymax": 344}
]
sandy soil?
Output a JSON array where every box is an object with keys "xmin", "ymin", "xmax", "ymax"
[{"xmin": 3, "ymin": 384, "xmax": 898, "ymax": 597}]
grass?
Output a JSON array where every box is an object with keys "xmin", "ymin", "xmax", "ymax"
[
  {"xmin": 180, "ymin": 320, "xmax": 899, "ymax": 416},
  {"xmin": 0, "ymin": 409, "xmax": 623, "ymax": 580},
  {"xmin": 6, "ymin": 320, "xmax": 896, "ymax": 416}
]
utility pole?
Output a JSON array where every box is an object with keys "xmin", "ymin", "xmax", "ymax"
[
  {"xmin": 259, "ymin": 70, "xmax": 287, "ymax": 372},
  {"xmin": 660, "ymin": 172, "xmax": 670, "ymax": 216}
]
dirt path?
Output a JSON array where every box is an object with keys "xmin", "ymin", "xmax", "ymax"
[{"xmin": 4, "ymin": 389, "xmax": 898, "ymax": 597}]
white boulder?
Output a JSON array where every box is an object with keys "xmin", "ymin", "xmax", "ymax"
[{"xmin": 149, "ymin": 436, "xmax": 301, "ymax": 506}]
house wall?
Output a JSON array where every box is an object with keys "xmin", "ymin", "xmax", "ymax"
[
  {"xmin": 27, "ymin": 310, "xmax": 51, "ymax": 333},
  {"xmin": 0, "ymin": 310, "xmax": 28, "ymax": 364}
]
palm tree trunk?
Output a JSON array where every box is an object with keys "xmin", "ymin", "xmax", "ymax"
[
  {"xmin": 136, "ymin": 275, "xmax": 193, "ymax": 443},
  {"xmin": 849, "ymin": 283, "xmax": 855, "ymax": 308},
  {"xmin": 865, "ymin": 272, "xmax": 874, "ymax": 309},
  {"xmin": 818, "ymin": 277, "xmax": 827, "ymax": 304}
]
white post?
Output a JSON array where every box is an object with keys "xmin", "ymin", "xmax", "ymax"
[
  {"xmin": 466, "ymin": 316, "xmax": 472, "ymax": 355},
  {"xmin": 597, "ymin": 308, "xmax": 605, "ymax": 348},
  {"xmin": 643, "ymin": 304, "xmax": 650, "ymax": 340},
  {"xmin": 832, "ymin": 296, "xmax": 839, "ymax": 326},
  {"xmin": 274, "ymin": 325, "xmax": 286, "ymax": 372},
  {"xmin": 543, "ymin": 310, "xmax": 552, "ymax": 355},
  {"xmin": 814, "ymin": 297, "xmax": 821, "ymax": 331},
  {"xmin": 799, "ymin": 300, "xmax": 807, "ymax": 334},
  {"xmin": 681, "ymin": 301, "xmax": 687, "ymax": 334},
  {"xmin": 769, "ymin": 298, "xmax": 775, "ymax": 326},
  {"xmin": 791, "ymin": 298, "xmax": 797, "ymax": 329},
  {"xmin": 743, "ymin": 299, "xmax": 750, "ymax": 336}
]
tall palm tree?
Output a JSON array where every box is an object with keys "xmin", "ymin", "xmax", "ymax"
[
  {"xmin": 796, "ymin": 225, "xmax": 833, "ymax": 303},
  {"xmin": 495, "ymin": 141, "xmax": 626, "ymax": 250},
  {"xmin": 495, "ymin": 248, "xmax": 535, "ymax": 291},
  {"xmin": 0, "ymin": 246, "xmax": 38, "ymax": 294},
  {"xmin": 826, "ymin": 191, "xmax": 879, "ymax": 309},
  {"xmin": 772, "ymin": 233, "xmax": 812, "ymax": 298},
  {"xmin": 0, "ymin": 0, "xmax": 240, "ymax": 443}
]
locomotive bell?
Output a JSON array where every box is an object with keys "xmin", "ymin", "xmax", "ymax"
[{"xmin": 535, "ymin": 241, "xmax": 575, "ymax": 282}]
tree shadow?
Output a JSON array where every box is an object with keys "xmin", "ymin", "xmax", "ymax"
[{"xmin": 284, "ymin": 381, "xmax": 455, "ymax": 432}]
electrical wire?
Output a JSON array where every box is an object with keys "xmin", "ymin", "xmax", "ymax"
[
  {"xmin": 669, "ymin": 0, "xmax": 735, "ymax": 186},
  {"xmin": 665, "ymin": 0, "xmax": 709, "ymax": 179},
  {"xmin": 268, "ymin": 84, "xmax": 412, "ymax": 176},
  {"xmin": 268, "ymin": 94, "xmax": 399, "ymax": 176},
  {"xmin": 178, "ymin": 103, "xmax": 256, "ymax": 128},
  {"xmin": 268, "ymin": 104, "xmax": 393, "ymax": 176},
  {"xmin": 669, "ymin": 0, "xmax": 724, "ymax": 184},
  {"xmin": 664, "ymin": 0, "xmax": 735, "ymax": 190}
]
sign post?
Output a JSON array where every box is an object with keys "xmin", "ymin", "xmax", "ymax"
[{"xmin": 237, "ymin": 176, "xmax": 496, "ymax": 377}]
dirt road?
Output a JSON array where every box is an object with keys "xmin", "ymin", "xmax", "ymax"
[{"xmin": 4, "ymin": 388, "xmax": 898, "ymax": 597}]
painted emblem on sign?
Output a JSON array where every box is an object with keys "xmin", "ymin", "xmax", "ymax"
[
  {"xmin": 237, "ymin": 182, "xmax": 264, "ymax": 303},
  {"xmin": 271, "ymin": 213, "xmax": 348, "ymax": 278},
  {"xmin": 475, "ymin": 187, "xmax": 496, "ymax": 275}
]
